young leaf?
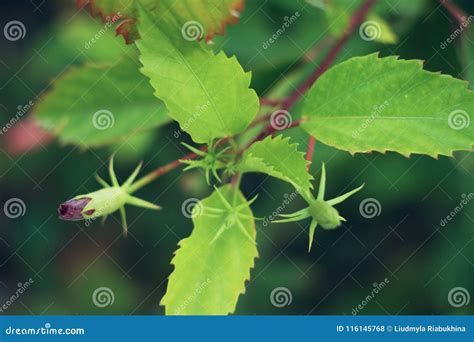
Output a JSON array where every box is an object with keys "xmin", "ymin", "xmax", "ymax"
[
  {"xmin": 79, "ymin": 0, "xmax": 244, "ymax": 43},
  {"xmin": 301, "ymin": 54, "xmax": 474, "ymax": 158},
  {"xmin": 236, "ymin": 135, "xmax": 314, "ymax": 197},
  {"xmin": 36, "ymin": 57, "xmax": 169, "ymax": 147},
  {"xmin": 161, "ymin": 185, "xmax": 258, "ymax": 315},
  {"xmin": 136, "ymin": 4, "xmax": 259, "ymax": 143}
]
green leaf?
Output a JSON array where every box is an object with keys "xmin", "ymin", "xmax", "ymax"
[
  {"xmin": 161, "ymin": 185, "xmax": 258, "ymax": 315},
  {"xmin": 311, "ymin": 0, "xmax": 397, "ymax": 44},
  {"xmin": 36, "ymin": 57, "xmax": 169, "ymax": 147},
  {"xmin": 301, "ymin": 54, "xmax": 474, "ymax": 158},
  {"xmin": 136, "ymin": 4, "xmax": 259, "ymax": 143},
  {"xmin": 237, "ymin": 135, "xmax": 313, "ymax": 197},
  {"xmin": 80, "ymin": 0, "xmax": 244, "ymax": 43}
]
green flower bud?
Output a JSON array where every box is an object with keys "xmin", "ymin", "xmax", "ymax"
[{"xmin": 58, "ymin": 156, "xmax": 161, "ymax": 235}]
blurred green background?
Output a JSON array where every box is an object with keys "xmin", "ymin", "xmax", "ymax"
[{"xmin": 0, "ymin": 0, "xmax": 473, "ymax": 315}]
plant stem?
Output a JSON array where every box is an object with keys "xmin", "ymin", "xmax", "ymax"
[
  {"xmin": 282, "ymin": 0, "xmax": 378, "ymax": 110},
  {"xmin": 438, "ymin": 0, "xmax": 468, "ymax": 26},
  {"xmin": 128, "ymin": 0, "xmax": 377, "ymax": 191},
  {"xmin": 127, "ymin": 151, "xmax": 200, "ymax": 193},
  {"xmin": 305, "ymin": 136, "xmax": 316, "ymax": 168}
]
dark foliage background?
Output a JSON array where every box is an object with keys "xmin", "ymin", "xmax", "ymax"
[{"xmin": 0, "ymin": 0, "xmax": 473, "ymax": 315}]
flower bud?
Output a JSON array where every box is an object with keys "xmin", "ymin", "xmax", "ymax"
[{"xmin": 58, "ymin": 188, "xmax": 127, "ymax": 221}]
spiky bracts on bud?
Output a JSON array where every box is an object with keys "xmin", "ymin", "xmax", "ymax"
[
  {"xmin": 58, "ymin": 155, "xmax": 161, "ymax": 236},
  {"xmin": 273, "ymin": 163, "xmax": 364, "ymax": 251}
]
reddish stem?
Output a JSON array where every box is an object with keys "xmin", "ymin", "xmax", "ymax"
[
  {"xmin": 283, "ymin": 0, "xmax": 378, "ymax": 110},
  {"xmin": 139, "ymin": 0, "xmax": 378, "ymax": 185},
  {"xmin": 438, "ymin": 0, "xmax": 468, "ymax": 26},
  {"xmin": 305, "ymin": 136, "xmax": 316, "ymax": 168}
]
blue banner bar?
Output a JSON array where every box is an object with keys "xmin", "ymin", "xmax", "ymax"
[{"xmin": 0, "ymin": 316, "xmax": 472, "ymax": 341}]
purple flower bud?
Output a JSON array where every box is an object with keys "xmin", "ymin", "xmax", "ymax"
[{"xmin": 58, "ymin": 197, "xmax": 93, "ymax": 221}]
